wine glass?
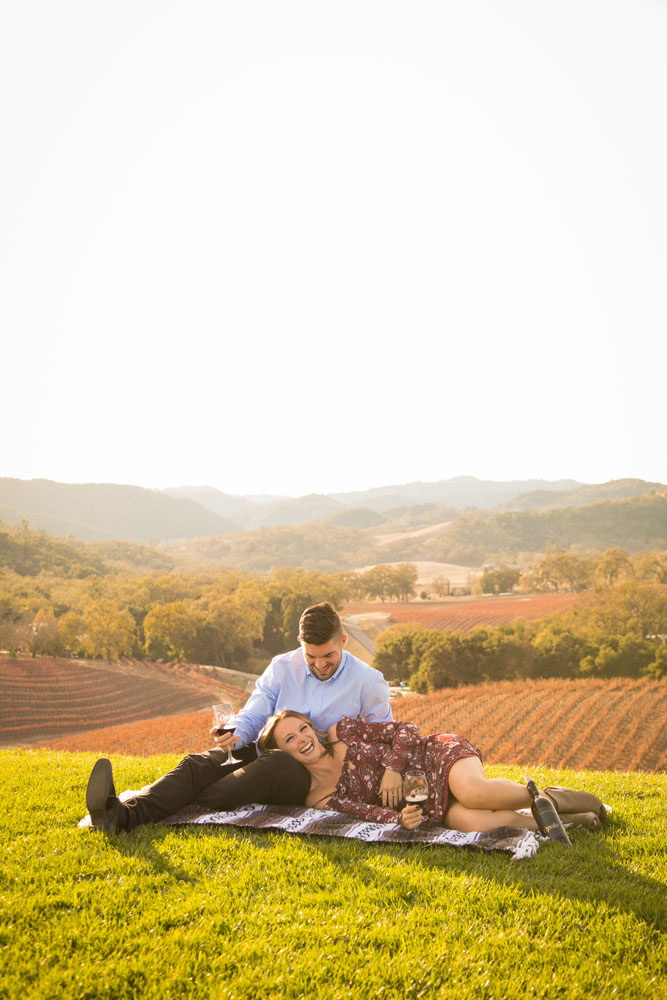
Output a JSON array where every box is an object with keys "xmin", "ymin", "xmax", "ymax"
[
  {"xmin": 403, "ymin": 769, "xmax": 429, "ymax": 813},
  {"xmin": 212, "ymin": 702, "xmax": 242, "ymax": 764}
]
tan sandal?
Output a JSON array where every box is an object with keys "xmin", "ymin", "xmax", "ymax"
[{"xmin": 544, "ymin": 786, "xmax": 608, "ymax": 824}]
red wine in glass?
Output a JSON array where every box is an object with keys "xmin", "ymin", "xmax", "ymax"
[
  {"xmin": 403, "ymin": 770, "xmax": 429, "ymax": 814},
  {"xmin": 405, "ymin": 793, "xmax": 428, "ymax": 812},
  {"xmin": 212, "ymin": 703, "xmax": 242, "ymax": 764}
]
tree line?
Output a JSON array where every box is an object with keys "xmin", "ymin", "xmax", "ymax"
[
  {"xmin": 480, "ymin": 547, "xmax": 667, "ymax": 595},
  {"xmin": 0, "ymin": 522, "xmax": 420, "ymax": 664},
  {"xmin": 374, "ymin": 581, "xmax": 667, "ymax": 688},
  {"xmin": 1, "ymin": 519, "xmax": 665, "ymax": 681}
]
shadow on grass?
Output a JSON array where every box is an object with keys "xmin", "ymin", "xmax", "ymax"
[
  {"xmin": 334, "ymin": 818, "xmax": 667, "ymax": 933},
  {"xmin": 88, "ymin": 825, "xmax": 199, "ymax": 885},
  {"xmin": 93, "ymin": 813, "xmax": 666, "ymax": 933}
]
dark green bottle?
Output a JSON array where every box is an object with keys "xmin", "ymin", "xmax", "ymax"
[{"xmin": 526, "ymin": 778, "xmax": 572, "ymax": 845}]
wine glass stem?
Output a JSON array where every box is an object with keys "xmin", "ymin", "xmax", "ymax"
[{"xmin": 226, "ymin": 749, "xmax": 234, "ymax": 764}]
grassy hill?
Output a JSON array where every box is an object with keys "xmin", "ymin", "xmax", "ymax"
[{"xmin": 2, "ymin": 749, "xmax": 665, "ymax": 999}]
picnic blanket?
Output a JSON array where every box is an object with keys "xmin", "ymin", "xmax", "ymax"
[{"xmin": 80, "ymin": 791, "xmax": 539, "ymax": 860}]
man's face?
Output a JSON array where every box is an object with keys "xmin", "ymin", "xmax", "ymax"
[{"xmin": 301, "ymin": 634, "xmax": 347, "ymax": 681}]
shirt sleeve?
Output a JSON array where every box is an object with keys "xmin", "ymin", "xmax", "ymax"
[
  {"xmin": 336, "ymin": 718, "xmax": 420, "ymax": 772},
  {"xmin": 358, "ymin": 672, "xmax": 393, "ymax": 723},
  {"xmin": 231, "ymin": 667, "xmax": 279, "ymax": 746},
  {"xmin": 326, "ymin": 795, "xmax": 402, "ymax": 826}
]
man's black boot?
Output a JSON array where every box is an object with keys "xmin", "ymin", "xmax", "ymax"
[{"xmin": 85, "ymin": 758, "xmax": 127, "ymax": 832}]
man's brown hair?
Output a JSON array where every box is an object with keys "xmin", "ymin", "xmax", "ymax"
[{"xmin": 298, "ymin": 602, "xmax": 343, "ymax": 645}]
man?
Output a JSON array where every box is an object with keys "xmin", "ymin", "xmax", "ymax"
[{"xmin": 86, "ymin": 602, "xmax": 400, "ymax": 832}]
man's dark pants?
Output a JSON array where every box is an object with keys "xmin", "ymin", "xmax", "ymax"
[{"xmin": 120, "ymin": 745, "xmax": 310, "ymax": 830}]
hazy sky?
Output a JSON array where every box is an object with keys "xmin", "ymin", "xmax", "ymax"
[{"xmin": 3, "ymin": 1, "xmax": 666, "ymax": 498}]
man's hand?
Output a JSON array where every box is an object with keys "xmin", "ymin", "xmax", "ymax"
[
  {"xmin": 379, "ymin": 767, "xmax": 403, "ymax": 808},
  {"xmin": 399, "ymin": 804, "xmax": 423, "ymax": 830},
  {"xmin": 209, "ymin": 726, "xmax": 240, "ymax": 753}
]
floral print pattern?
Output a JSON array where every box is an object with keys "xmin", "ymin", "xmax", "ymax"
[{"xmin": 326, "ymin": 717, "xmax": 481, "ymax": 826}]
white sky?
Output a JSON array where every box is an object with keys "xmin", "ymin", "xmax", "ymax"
[{"xmin": 2, "ymin": 1, "xmax": 666, "ymax": 498}]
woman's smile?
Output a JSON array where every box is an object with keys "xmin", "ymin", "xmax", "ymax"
[{"xmin": 274, "ymin": 716, "xmax": 326, "ymax": 762}]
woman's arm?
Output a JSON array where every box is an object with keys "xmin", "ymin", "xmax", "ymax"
[
  {"xmin": 336, "ymin": 718, "xmax": 420, "ymax": 773},
  {"xmin": 326, "ymin": 795, "xmax": 423, "ymax": 830},
  {"xmin": 326, "ymin": 794, "xmax": 402, "ymax": 826}
]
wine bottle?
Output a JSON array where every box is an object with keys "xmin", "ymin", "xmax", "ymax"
[{"xmin": 526, "ymin": 778, "xmax": 572, "ymax": 845}]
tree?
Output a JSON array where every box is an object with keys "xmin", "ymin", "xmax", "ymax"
[
  {"xmin": 532, "ymin": 621, "xmax": 593, "ymax": 678},
  {"xmin": 203, "ymin": 581, "xmax": 269, "ymax": 667},
  {"xmin": 470, "ymin": 624, "xmax": 534, "ymax": 681},
  {"xmin": 431, "ymin": 576, "xmax": 450, "ymax": 597},
  {"xmin": 480, "ymin": 566, "xmax": 521, "ymax": 594},
  {"xmin": 392, "ymin": 564, "xmax": 419, "ymax": 602},
  {"xmin": 59, "ymin": 611, "xmax": 86, "ymax": 655},
  {"xmin": 580, "ymin": 634, "xmax": 657, "ymax": 678},
  {"xmin": 594, "ymin": 548, "xmax": 632, "ymax": 587},
  {"xmin": 411, "ymin": 633, "xmax": 475, "ymax": 690},
  {"xmin": 261, "ymin": 568, "xmax": 349, "ymax": 649},
  {"xmin": 80, "ymin": 601, "xmax": 136, "ymax": 659},
  {"xmin": 643, "ymin": 643, "xmax": 667, "ymax": 680},
  {"xmin": 144, "ymin": 602, "xmax": 201, "ymax": 661},
  {"xmin": 361, "ymin": 566, "xmax": 394, "ymax": 602},
  {"xmin": 523, "ymin": 552, "xmax": 593, "ymax": 593},
  {"xmin": 373, "ymin": 624, "xmax": 424, "ymax": 683},
  {"xmin": 29, "ymin": 608, "xmax": 63, "ymax": 656},
  {"xmin": 333, "ymin": 571, "xmax": 366, "ymax": 600},
  {"xmin": 633, "ymin": 550, "xmax": 667, "ymax": 585},
  {"xmin": 565, "ymin": 581, "xmax": 667, "ymax": 642}
]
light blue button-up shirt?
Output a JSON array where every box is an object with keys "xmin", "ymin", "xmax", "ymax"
[{"xmin": 232, "ymin": 647, "xmax": 393, "ymax": 747}]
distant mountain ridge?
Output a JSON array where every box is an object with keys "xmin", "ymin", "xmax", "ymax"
[
  {"xmin": 0, "ymin": 478, "xmax": 236, "ymax": 543},
  {"xmin": 495, "ymin": 478, "xmax": 666, "ymax": 511},
  {"xmin": 1, "ymin": 475, "xmax": 664, "ymax": 546},
  {"xmin": 166, "ymin": 476, "xmax": 586, "ymax": 529}
]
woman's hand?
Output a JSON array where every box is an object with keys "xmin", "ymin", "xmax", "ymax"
[
  {"xmin": 399, "ymin": 804, "xmax": 424, "ymax": 830},
  {"xmin": 379, "ymin": 767, "xmax": 403, "ymax": 808}
]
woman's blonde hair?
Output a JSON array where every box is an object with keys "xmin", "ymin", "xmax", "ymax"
[{"xmin": 258, "ymin": 709, "xmax": 332, "ymax": 756}]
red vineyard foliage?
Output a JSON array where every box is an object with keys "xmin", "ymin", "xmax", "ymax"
[
  {"xmin": 0, "ymin": 656, "xmax": 247, "ymax": 745},
  {"xmin": 396, "ymin": 677, "xmax": 667, "ymax": 773},
  {"xmin": 5, "ymin": 657, "xmax": 665, "ymax": 772},
  {"xmin": 29, "ymin": 709, "xmax": 219, "ymax": 756},
  {"xmin": 344, "ymin": 594, "xmax": 581, "ymax": 635}
]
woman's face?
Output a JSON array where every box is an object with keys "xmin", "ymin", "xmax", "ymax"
[{"xmin": 273, "ymin": 716, "xmax": 324, "ymax": 764}]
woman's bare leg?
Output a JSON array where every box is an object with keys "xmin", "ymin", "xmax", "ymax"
[
  {"xmin": 445, "ymin": 802, "xmax": 599, "ymax": 833},
  {"xmin": 447, "ymin": 755, "xmax": 532, "ymax": 811},
  {"xmin": 445, "ymin": 801, "xmax": 539, "ymax": 832}
]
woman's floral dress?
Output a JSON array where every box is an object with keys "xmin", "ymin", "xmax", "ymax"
[{"xmin": 326, "ymin": 717, "xmax": 481, "ymax": 826}]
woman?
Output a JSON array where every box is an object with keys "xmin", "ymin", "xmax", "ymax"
[{"xmin": 258, "ymin": 711, "xmax": 606, "ymax": 834}]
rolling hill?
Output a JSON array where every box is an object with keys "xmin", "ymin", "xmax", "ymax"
[
  {"xmin": 0, "ymin": 656, "xmax": 246, "ymax": 745},
  {"xmin": 0, "ymin": 478, "xmax": 237, "ymax": 543},
  {"xmin": 12, "ymin": 659, "xmax": 664, "ymax": 773},
  {"xmin": 1, "ymin": 476, "xmax": 664, "ymax": 570}
]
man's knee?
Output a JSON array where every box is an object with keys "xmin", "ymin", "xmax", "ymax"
[
  {"xmin": 256, "ymin": 749, "xmax": 297, "ymax": 773},
  {"xmin": 255, "ymin": 750, "xmax": 311, "ymax": 802}
]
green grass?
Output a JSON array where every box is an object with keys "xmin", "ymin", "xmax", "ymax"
[{"xmin": 1, "ymin": 750, "xmax": 665, "ymax": 1000}]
